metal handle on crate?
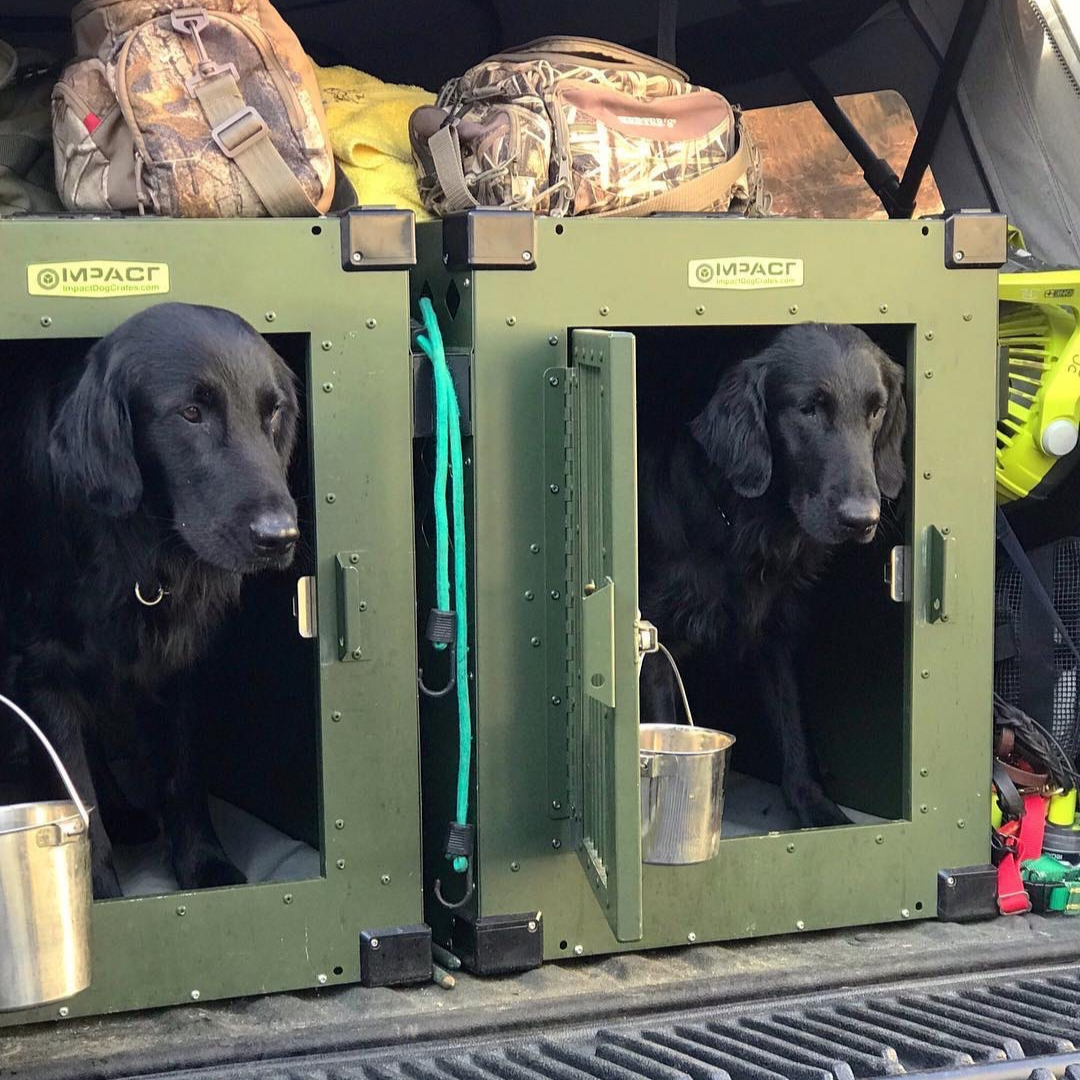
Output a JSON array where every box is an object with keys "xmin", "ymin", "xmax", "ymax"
[{"xmin": 0, "ymin": 693, "xmax": 90, "ymax": 830}]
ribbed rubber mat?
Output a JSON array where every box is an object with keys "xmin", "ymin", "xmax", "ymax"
[{"xmin": 146, "ymin": 966, "xmax": 1080, "ymax": 1080}]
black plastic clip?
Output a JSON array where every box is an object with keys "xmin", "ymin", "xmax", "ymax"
[
  {"xmin": 434, "ymin": 822, "xmax": 475, "ymax": 910},
  {"xmin": 418, "ymin": 608, "xmax": 457, "ymax": 698}
]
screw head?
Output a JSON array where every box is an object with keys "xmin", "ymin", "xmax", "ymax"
[
  {"xmin": 924, "ymin": 370, "xmax": 934, "ymax": 379},
  {"xmin": 527, "ymin": 920, "xmax": 538, "ymax": 933},
  {"xmin": 920, "ymin": 767, "xmax": 929, "ymax": 777},
  {"xmin": 530, "ymin": 543, "xmax": 541, "ymax": 553},
  {"xmin": 176, "ymin": 905, "xmax": 187, "ymax": 916},
  {"xmin": 40, "ymin": 316, "xmax": 52, "ymax": 328},
  {"xmin": 370, "ymin": 938, "xmax": 380, "ymax": 950},
  {"xmin": 552, "ymin": 837, "xmax": 562, "ymax": 849},
  {"xmin": 358, "ymin": 601, "xmax": 368, "ymax": 611},
  {"xmin": 191, "ymin": 990, "xmax": 201, "ymax": 1001},
  {"xmin": 322, "ymin": 381, "xmax": 334, "ymax": 393},
  {"xmin": 946, "ymin": 876, "xmax": 956, "ymax": 887},
  {"xmin": 901, "ymin": 907, "xmax": 911, "ymax": 918},
  {"xmin": 335, "ymin": 819, "xmax": 345, "ymax": 829},
  {"xmin": 524, "ymin": 590, "xmax": 535, "ymax": 600},
  {"xmin": 875, "ymin": 834, "xmax": 884, "ymax": 845},
  {"xmin": 530, "ymin": 636, "xmax": 542, "ymax": 647},
  {"xmin": 506, "ymin": 315, "xmax": 517, "ymax": 326},
  {"xmin": 283, "ymin": 893, "xmax": 293, "ymax": 904},
  {"xmin": 349, "ymin": 553, "xmax": 360, "ymax": 564},
  {"xmin": 921, "ymin": 669, "xmax": 930, "ymax": 679},
  {"xmin": 924, "ymin": 331, "xmax": 935, "ymax": 341},
  {"xmin": 920, "ymin": 804, "xmax": 929, "ymax": 814},
  {"xmin": 321, "ymin": 340, "xmax": 333, "ymax": 351},
  {"xmin": 695, "ymin": 305, "xmax": 706, "ymax": 316},
  {"xmin": 326, "ymin": 493, "xmax": 336, "ymax": 503},
  {"xmin": 351, "ymin": 251, "xmax": 363, "ymax": 263},
  {"xmin": 687, "ymin": 931, "xmax": 697, "ymax": 943},
  {"xmin": 58, "ymin": 1006, "xmax": 69, "ymax": 1018},
  {"xmin": 957, "ymin": 819, "xmax": 966, "ymax": 829},
  {"xmin": 552, "ymin": 800, "xmax": 562, "ymax": 811},
  {"xmin": 923, "ymin": 471, "xmax": 932, "ymax": 480},
  {"xmin": 549, "ymin": 375, "xmax": 560, "ymax": 386},
  {"xmin": 352, "ymin": 646, "xmax": 363, "ymax": 659},
  {"xmin": 336, "ymin": 859, "xmax": 346, "ymax": 869},
  {"xmin": 788, "ymin": 305, "xmax": 799, "ymax": 315},
  {"xmin": 365, "ymin": 318, "xmax": 377, "ymax": 329},
  {"xmin": 550, "ymin": 590, "xmax": 561, "ymax": 600},
  {"xmin": 796, "ymin": 920, "xmax": 806, "ymax": 931},
  {"xmin": 786, "ymin": 843, "xmax": 796, "ymax": 854},
  {"xmin": 549, "ymin": 483, "xmax": 561, "ymax": 494},
  {"xmin": 521, "ymin": 250, "xmax": 533, "ymax": 262},
  {"xmin": 317, "ymin": 973, "xmax": 328, "ymax": 985},
  {"xmin": 953, "ymin": 250, "xmax": 965, "ymax": 262},
  {"xmin": 331, "ymin": 711, "xmax": 342, "ymax": 722},
  {"xmin": 879, "ymin": 303, "xmax": 889, "ymax": 314},
  {"xmin": 549, "ymin": 335, "xmax": 559, "ymax": 346},
  {"xmin": 265, "ymin": 311, "xmax": 277, "ymax": 322},
  {"xmin": 573, "ymin": 944, "xmax": 584, "ymax": 956},
  {"xmin": 963, "ymin": 312, "xmax": 973, "ymax": 321},
  {"xmin": 551, "ymin": 695, "xmax": 562, "ymax": 706},
  {"xmin": 510, "ymin": 861, "xmax": 520, "ymax": 872},
  {"xmin": 599, "ymin": 306, "xmax": 610, "ymax": 316},
  {"xmin": 381, "ymin": 874, "xmax": 391, "ymax": 885}
]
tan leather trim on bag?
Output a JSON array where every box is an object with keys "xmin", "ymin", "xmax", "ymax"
[{"xmin": 557, "ymin": 83, "xmax": 734, "ymax": 144}]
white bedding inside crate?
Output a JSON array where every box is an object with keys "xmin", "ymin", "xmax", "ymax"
[
  {"xmin": 112, "ymin": 797, "xmax": 321, "ymax": 897},
  {"xmin": 721, "ymin": 772, "xmax": 885, "ymax": 837}
]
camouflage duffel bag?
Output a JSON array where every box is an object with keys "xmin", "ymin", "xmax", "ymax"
[
  {"xmin": 52, "ymin": 0, "xmax": 335, "ymax": 217},
  {"xmin": 409, "ymin": 36, "xmax": 767, "ymax": 219}
]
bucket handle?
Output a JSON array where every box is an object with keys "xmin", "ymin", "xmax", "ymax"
[
  {"xmin": 656, "ymin": 642, "xmax": 695, "ymax": 727},
  {"xmin": 0, "ymin": 693, "xmax": 91, "ymax": 830}
]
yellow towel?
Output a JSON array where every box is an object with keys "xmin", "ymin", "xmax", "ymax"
[{"xmin": 313, "ymin": 62, "xmax": 435, "ymax": 221}]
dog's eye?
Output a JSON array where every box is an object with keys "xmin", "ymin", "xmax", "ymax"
[
  {"xmin": 870, "ymin": 403, "xmax": 885, "ymax": 422},
  {"xmin": 179, "ymin": 405, "xmax": 202, "ymax": 424},
  {"xmin": 800, "ymin": 401, "xmax": 818, "ymax": 417}
]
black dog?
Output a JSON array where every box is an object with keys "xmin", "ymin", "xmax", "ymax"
[
  {"xmin": 0, "ymin": 303, "xmax": 299, "ymax": 898},
  {"xmin": 638, "ymin": 323, "xmax": 906, "ymax": 827}
]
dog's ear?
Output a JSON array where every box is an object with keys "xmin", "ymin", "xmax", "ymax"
[
  {"xmin": 49, "ymin": 337, "xmax": 143, "ymax": 516},
  {"xmin": 690, "ymin": 358, "xmax": 772, "ymax": 497},
  {"xmin": 272, "ymin": 356, "xmax": 300, "ymax": 465},
  {"xmin": 874, "ymin": 354, "xmax": 907, "ymax": 500}
]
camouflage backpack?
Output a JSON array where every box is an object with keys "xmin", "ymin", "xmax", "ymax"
[
  {"xmin": 409, "ymin": 36, "xmax": 766, "ymax": 219},
  {"xmin": 52, "ymin": 0, "xmax": 335, "ymax": 217}
]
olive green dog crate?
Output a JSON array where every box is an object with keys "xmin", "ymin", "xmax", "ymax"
[
  {"xmin": 0, "ymin": 211, "xmax": 426, "ymax": 1023},
  {"xmin": 414, "ymin": 210, "xmax": 1004, "ymax": 971}
]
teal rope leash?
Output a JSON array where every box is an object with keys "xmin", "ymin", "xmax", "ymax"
[{"xmin": 416, "ymin": 298, "xmax": 475, "ymax": 904}]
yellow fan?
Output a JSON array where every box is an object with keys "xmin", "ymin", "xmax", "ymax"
[{"xmin": 997, "ymin": 269, "xmax": 1080, "ymax": 502}]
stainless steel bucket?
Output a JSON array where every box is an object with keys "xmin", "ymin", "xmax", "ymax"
[
  {"xmin": 0, "ymin": 694, "xmax": 92, "ymax": 1011},
  {"xmin": 640, "ymin": 724, "xmax": 735, "ymax": 865}
]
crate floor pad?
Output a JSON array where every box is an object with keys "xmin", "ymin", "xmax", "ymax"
[
  {"xmin": 721, "ymin": 773, "xmax": 883, "ymax": 837},
  {"xmin": 10, "ymin": 917, "xmax": 1080, "ymax": 1080},
  {"xmin": 112, "ymin": 798, "xmax": 320, "ymax": 897}
]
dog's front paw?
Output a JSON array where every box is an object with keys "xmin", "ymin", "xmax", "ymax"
[
  {"xmin": 175, "ymin": 849, "xmax": 246, "ymax": 890},
  {"xmin": 788, "ymin": 784, "xmax": 852, "ymax": 829}
]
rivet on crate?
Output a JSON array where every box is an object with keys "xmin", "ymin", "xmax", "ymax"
[
  {"xmin": 365, "ymin": 318, "xmax": 377, "ymax": 329},
  {"xmin": 924, "ymin": 370, "xmax": 934, "ymax": 379},
  {"xmin": 795, "ymin": 920, "xmax": 806, "ymax": 931},
  {"xmin": 58, "ymin": 1006, "xmax": 69, "ymax": 1018},
  {"xmin": 924, "ymin": 331, "xmax": 935, "ymax": 341},
  {"xmin": 331, "ymin": 711, "xmax": 342, "ymax": 723},
  {"xmin": 923, "ymin": 470, "xmax": 932, "ymax": 480},
  {"xmin": 786, "ymin": 843, "xmax": 795, "ymax": 854},
  {"xmin": 695, "ymin": 306, "xmax": 706, "ymax": 316},
  {"xmin": 380, "ymin": 874, "xmax": 391, "ymax": 885},
  {"xmin": 963, "ymin": 312, "xmax": 973, "ymax": 321},
  {"xmin": 336, "ymin": 859, "xmax": 346, "ymax": 870},
  {"xmin": 352, "ymin": 252, "xmax": 363, "ymax": 264},
  {"xmin": 788, "ymin": 305, "xmax": 799, "ymax": 315},
  {"xmin": 599, "ymin": 306, "xmax": 610, "ymax": 316},
  {"xmin": 920, "ymin": 804, "xmax": 929, "ymax": 814},
  {"xmin": 901, "ymin": 907, "xmax": 911, "ymax": 918},
  {"xmin": 549, "ymin": 335, "xmax": 559, "ymax": 346},
  {"xmin": 322, "ymin": 382, "xmax": 334, "ymax": 393},
  {"xmin": 510, "ymin": 861, "xmax": 520, "ymax": 872},
  {"xmin": 326, "ymin": 493, "xmax": 336, "ymax": 503},
  {"xmin": 875, "ymin": 834, "xmax": 884, "ymax": 845},
  {"xmin": 879, "ymin": 304, "xmax": 889, "ymax": 314},
  {"xmin": 335, "ymin": 819, "xmax": 345, "ymax": 830},
  {"xmin": 317, "ymin": 974, "xmax": 327, "ymax": 985},
  {"xmin": 530, "ymin": 543, "xmax": 541, "ymax": 553},
  {"xmin": 283, "ymin": 893, "xmax": 293, "ymax": 904},
  {"xmin": 521, "ymin": 250, "xmax": 533, "ymax": 262},
  {"xmin": 176, "ymin": 905, "xmax": 187, "ymax": 916},
  {"xmin": 573, "ymin": 944, "xmax": 584, "ymax": 955},
  {"xmin": 524, "ymin": 590, "xmax": 535, "ymax": 601},
  {"xmin": 190, "ymin": 990, "xmax": 201, "ymax": 1001},
  {"xmin": 921, "ymin": 669, "xmax": 930, "ymax": 679},
  {"xmin": 552, "ymin": 800, "xmax": 562, "ymax": 811},
  {"xmin": 552, "ymin": 838, "xmax": 562, "ymax": 849},
  {"xmin": 957, "ymin": 819, "xmax": 966, "ymax": 829},
  {"xmin": 531, "ymin": 637, "xmax": 541, "ymax": 647},
  {"xmin": 264, "ymin": 311, "xmax": 276, "ymax": 322},
  {"xmin": 370, "ymin": 938, "xmax": 380, "ymax": 950},
  {"xmin": 550, "ymin": 590, "xmax": 561, "ymax": 600},
  {"xmin": 549, "ymin": 483, "xmax": 560, "ymax": 494},
  {"xmin": 548, "ymin": 375, "xmax": 560, "ymax": 386},
  {"xmin": 551, "ymin": 695, "xmax": 562, "ymax": 706},
  {"xmin": 506, "ymin": 316, "xmax": 517, "ymax": 326},
  {"xmin": 321, "ymin": 340, "xmax": 333, "ymax": 351},
  {"xmin": 527, "ymin": 920, "xmax": 538, "ymax": 933},
  {"xmin": 921, "ymin": 767, "xmax": 930, "ymax": 777},
  {"xmin": 687, "ymin": 932, "xmax": 697, "ymax": 943}
]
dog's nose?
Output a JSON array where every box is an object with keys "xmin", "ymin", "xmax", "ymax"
[
  {"xmin": 837, "ymin": 499, "xmax": 880, "ymax": 535},
  {"xmin": 250, "ymin": 513, "xmax": 299, "ymax": 553}
]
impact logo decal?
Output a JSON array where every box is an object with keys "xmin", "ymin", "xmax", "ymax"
[
  {"xmin": 689, "ymin": 257, "xmax": 804, "ymax": 291},
  {"xmin": 27, "ymin": 261, "xmax": 170, "ymax": 298}
]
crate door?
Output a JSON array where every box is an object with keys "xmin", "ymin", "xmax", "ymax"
[{"xmin": 568, "ymin": 329, "xmax": 643, "ymax": 943}]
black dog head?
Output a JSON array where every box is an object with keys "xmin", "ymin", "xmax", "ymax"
[
  {"xmin": 691, "ymin": 323, "xmax": 906, "ymax": 546},
  {"xmin": 49, "ymin": 302, "xmax": 300, "ymax": 573}
]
